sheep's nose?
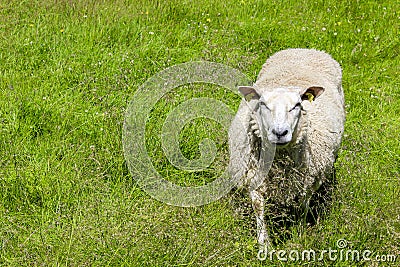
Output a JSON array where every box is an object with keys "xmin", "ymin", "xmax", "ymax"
[{"xmin": 272, "ymin": 129, "xmax": 288, "ymax": 138}]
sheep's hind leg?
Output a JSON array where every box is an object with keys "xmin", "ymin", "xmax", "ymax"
[
  {"xmin": 299, "ymin": 194, "xmax": 311, "ymax": 225},
  {"xmin": 299, "ymin": 179, "xmax": 322, "ymax": 225},
  {"xmin": 250, "ymin": 190, "xmax": 271, "ymax": 252}
]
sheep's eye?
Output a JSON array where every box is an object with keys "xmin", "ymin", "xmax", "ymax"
[
  {"xmin": 259, "ymin": 102, "xmax": 270, "ymax": 110},
  {"xmin": 289, "ymin": 103, "xmax": 301, "ymax": 112}
]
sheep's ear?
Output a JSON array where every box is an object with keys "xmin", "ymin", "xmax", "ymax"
[
  {"xmin": 301, "ymin": 86, "xmax": 325, "ymax": 102},
  {"xmin": 238, "ymin": 86, "xmax": 260, "ymax": 101}
]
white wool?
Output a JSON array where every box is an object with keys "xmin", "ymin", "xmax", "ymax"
[{"xmin": 228, "ymin": 49, "xmax": 345, "ymax": 248}]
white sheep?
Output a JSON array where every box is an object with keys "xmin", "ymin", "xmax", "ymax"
[{"xmin": 228, "ymin": 48, "xmax": 345, "ymax": 251}]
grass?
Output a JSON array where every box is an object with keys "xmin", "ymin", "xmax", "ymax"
[{"xmin": 0, "ymin": 0, "xmax": 399, "ymax": 265}]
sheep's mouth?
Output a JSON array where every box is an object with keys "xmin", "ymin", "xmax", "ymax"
[{"xmin": 274, "ymin": 141, "xmax": 290, "ymax": 147}]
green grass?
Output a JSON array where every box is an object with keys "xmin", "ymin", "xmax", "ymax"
[{"xmin": 0, "ymin": 0, "xmax": 399, "ymax": 266}]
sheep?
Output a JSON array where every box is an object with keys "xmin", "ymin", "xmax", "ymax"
[{"xmin": 228, "ymin": 48, "xmax": 345, "ymax": 251}]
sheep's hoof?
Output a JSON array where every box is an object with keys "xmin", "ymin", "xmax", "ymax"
[
  {"xmin": 257, "ymin": 244, "xmax": 272, "ymax": 261},
  {"xmin": 256, "ymin": 230, "xmax": 272, "ymax": 259}
]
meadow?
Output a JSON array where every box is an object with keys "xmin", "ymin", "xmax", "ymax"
[{"xmin": 0, "ymin": 0, "xmax": 399, "ymax": 266}]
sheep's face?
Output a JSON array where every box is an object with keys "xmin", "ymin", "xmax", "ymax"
[
  {"xmin": 239, "ymin": 86, "xmax": 324, "ymax": 146},
  {"xmin": 257, "ymin": 89, "xmax": 302, "ymax": 145}
]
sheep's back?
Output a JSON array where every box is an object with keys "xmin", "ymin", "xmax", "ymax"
[{"xmin": 256, "ymin": 48, "xmax": 342, "ymax": 91}]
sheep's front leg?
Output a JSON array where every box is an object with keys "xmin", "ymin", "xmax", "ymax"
[{"xmin": 250, "ymin": 190, "xmax": 271, "ymax": 252}]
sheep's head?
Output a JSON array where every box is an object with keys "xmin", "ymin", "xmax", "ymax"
[{"xmin": 239, "ymin": 86, "xmax": 324, "ymax": 146}]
